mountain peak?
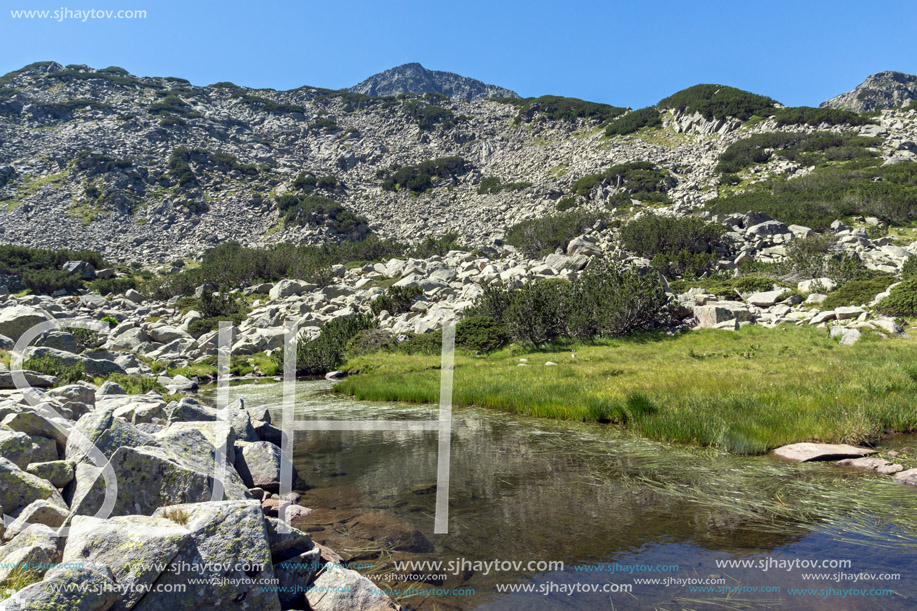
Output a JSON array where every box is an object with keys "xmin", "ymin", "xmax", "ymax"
[
  {"xmin": 347, "ymin": 63, "xmax": 519, "ymax": 101},
  {"xmin": 821, "ymin": 71, "xmax": 917, "ymax": 112}
]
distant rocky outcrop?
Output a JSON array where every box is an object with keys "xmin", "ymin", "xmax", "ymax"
[
  {"xmin": 347, "ymin": 62, "xmax": 519, "ymax": 100},
  {"xmin": 821, "ymin": 71, "xmax": 917, "ymax": 112}
]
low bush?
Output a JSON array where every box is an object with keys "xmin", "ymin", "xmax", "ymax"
[
  {"xmin": 604, "ymin": 107, "xmax": 663, "ymax": 136},
  {"xmin": 658, "ymin": 84, "xmax": 776, "ymax": 121},
  {"xmin": 902, "ymin": 256, "xmax": 917, "ymax": 279},
  {"xmin": 380, "ymin": 157, "xmax": 470, "ymax": 193},
  {"xmin": 619, "ymin": 215, "xmax": 726, "ymax": 278},
  {"xmin": 309, "ymin": 116, "xmax": 338, "ymax": 132},
  {"xmin": 469, "ymin": 260, "xmax": 671, "ymax": 345},
  {"xmin": 101, "ymin": 373, "xmax": 167, "ymax": 394},
  {"xmin": 876, "ymin": 278, "xmax": 917, "ymax": 316},
  {"xmin": 669, "ymin": 275, "xmax": 783, "ymax": 300},
  {"xmin": 504, "ymin": 210, "xmax": 605, "ymax": 257},
  {"xmin": 455, "ymin": 315, "xmax": 509, "ymax": 353},
  {"xmin": 346, "ymin": 328, "xmax": 398, "ymax": 358},
  {"xmin": 495, "ymin": 95, "xmax": 626, "ymax": 125},
  {"xmin": 555, "ymin": 196, "xmax": 577, "ymax": 212},
  {"xmin": 0, "ymin": 245, "xmax": 105, "ymax": 275},
  {"xmin": 22, "ymin": 269, "xmax": 82, "ymax": 294},
  {"xmin": 369, "ymin": 285, "xmax": 423, "ymax": 316},
  {"xmin": 68, "ymin": 327, "xmax": 102, "ymax": 352},
  {"xmin": 24, "ymin": 354, "xmax": 85, "ymax": 384},
  {"xmin": 185, "ymin": 290, "xmax": 250, "ymax": 338},
  {"xmin": 770, "ymin": 106, "xmax": 875, "ymax": 127},
  {"xmin": 714, "ymin": 131, "xmax": 879, "ymax": 174},
  {"xmin": 821, "ymin": 276, "xmax": 896, "ymax": 310},
  {"xmin": 278, "ymin": 314, "xmax": 377, "ymax": 375},
  {"xmin": 91, "ymin": 277, "xmax": 136, "ymax": 295},
  {"xmin": 275, "ymin": 194, "xmax": 368, "ymax": 233},
  {"xmin": 477, "ymin": 176, "xmax": 533, "ymax": 195}
]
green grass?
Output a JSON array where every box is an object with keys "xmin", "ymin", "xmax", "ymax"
[{"xmin": 336, "ymin": 325, "xmax": 917, "ymax": 454}]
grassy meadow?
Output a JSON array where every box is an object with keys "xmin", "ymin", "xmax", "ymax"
[{"xmin": 335, "ymin": 325, "xmax": 917, "ymax": 454}]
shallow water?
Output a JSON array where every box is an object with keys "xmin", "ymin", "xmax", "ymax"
[{"xmin": 222, "ymin": 380, "xmax": 917, "ymax": 610}]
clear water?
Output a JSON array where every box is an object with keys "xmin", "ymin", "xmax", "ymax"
[{"xmin": 219, "ymin": 380, "xmax": 917, "ymax": 610}]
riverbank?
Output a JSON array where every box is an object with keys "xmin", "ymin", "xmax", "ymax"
[{"xmin": 336, "ymin": 324, "xmax": 917, "ymax": 454}]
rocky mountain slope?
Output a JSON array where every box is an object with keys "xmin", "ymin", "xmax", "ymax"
[
  {"xmin": 347, "ymin": 62, "xmax": 518, "ymax": 100},
  {"xmin": 821, "ymin": 70, "xmax": 917, "ymax": 112},
  {"xmin": 1, "ymin": 62, "xmax": 916, "ymax": 265}
]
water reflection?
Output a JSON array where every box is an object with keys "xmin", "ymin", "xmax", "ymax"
[{"xmin": 222, "ymin": 381, "xmax": 917, "ymax": 610}]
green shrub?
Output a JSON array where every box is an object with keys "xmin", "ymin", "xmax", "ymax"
[
  {"xmin": 555, "ymin": 196, "xmax": 577, "ymax": 212},
  {"xmin": 380, "ymin": 157, "xmax": 470, "ymax": 193},
  {"xmin": 495, "ymin": 95, "xmax": 626, "ymax": 125},
  {"xmin": 876, "ymin": 278, "xmax": 917, "ymax": 316},
  {"xmin": 401, "ymin": 99, "xmax": 462, "ymax": 130},
  {"xmin": 707, "ymin": 160, "xmax": 917, "ymax": 230},
  {"xmin": 455, "ymin": 315, "xmax": 509, "ymax": 353},
  {"xmin": 822, "ymin": 276, "xmax": 896, "ymax": 310},
  {"xmin": 278, "ymin": 314, "xmax": 377, "ymax": 375},
  {"xmin": 714, "ymin": 131, "xmax": 879, "ymax": 174},
  {"xmin": 902, "ymin": 256, "xmax": 917, "ymax": 279},
  {"xmin": 91, "ymin": 277, "xmax": 136, "ymax": 295},
  {"xmin": 505, "ymin": 210, "xmax": 606, "ymax": 257},
  {"xmin": 102, "ymin": 373, "xmax": 166, "ymax": 394},
  {"xmin": 658, "ymin": 84, "xmax": 776, "ymax": 121},
  {"xmin": 397, "ymin": 331, "xmax": 444, "ymax": 355},
  {"xmin": 24, "ymin": 355, "xmax": 85, "ymax": 384},
  {"xmin": 100, "ymin": 316, "xmax": 118, "ymax": 328},
  {"xmin": 669, "ymin": 275, "xmax": 783, "ymax": 299},
  {"xmin": 0, "ymin": 245, "xmax": 105, "ymax": 276},
  {"xmin": 370, "ymin": 285, "xmax": 423, "ymax": 316},
  {"xmin": 309, "ymin": 116, "xmax": 338, "ymax": 132},
  {"xmin": 478, "ymin": 176, "xmax": 501, "ymax": 194},
  {"xmin": 22, "ymin": 269, "xmax": 82, "ymax": 294},
  {"xmin": 619, "ymin": 215, "xmax": 726, "ymax": 277},
  {"xmin": 293, "ymin": 173, "xmax": 317, "ymax": 190},
  {"xmin": 146, "ymin": 94, "xmax": 199, "ymax": 118},
  {"xmin": 346, "ymin": 328, "xmax": 397, "ymax": 358},
  {"xmin": 571, "ymin": 162, "xmax": 671, "ymax": 204},
  {"xmin": 470, "ymin": 260, "xmax": 670, "ymax": 345},
  {"xmin": 770, "ymin": 106, "xmax": 875, "ymax": 127},
  {"xmin": 275, "ymin": 193, "xmax": 368, "ymax": 233},
  {"xmin": 604, "ymin": 107, "xmax": 663, "ymax": 136},
  {"xmin": 67, "ymin": 327, "xmax": 102, "ymax": 352},
  {"xmin": 185, "ymin": 290, "xmax": 250, "ymax": 338}
]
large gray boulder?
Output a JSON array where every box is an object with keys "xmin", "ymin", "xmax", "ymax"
[
  {"xmin": 1, "ymin": 563, "xmax": 118, "ymax": 611},
  {"xmin": 3, "ymin": 499, "xmax": 70, "ymax": 540},
  {"xmin": 0, "ymin": 305, "xmax": 52, "ymax": 342},
  {"xmin": 3, "ymin": 410, "xmax": 68, "ymax": 455},
  {"xmin": 0, "ymin": 370, "xmax": 58, "ymax": 390},
  {"xmin": 307, "ymin": 564, "xmax": 401, "ymax": 611},
  {"xmin": 0, "ymin": 523, "xmax": 61, "ymax": 584},
  {"xmin": 0, "ymin": 427, "xmax": 33, "ymax": 469},
  {"xmin": 142, "ymin": 500, "xmax": 281, "ymax": 611},
  {"xmin": 0, "ymin": 457, "xmax": 67, "ymax": 515},
  {"xmin": 234, "ymin": 441, "xmax": 296, "ymax": 492},
  {"xmin": 63, "ymin": 514, "xmax": 191, "ymax": 610},
  {"xmin": 27, "ymin": 460, "xmax": 74, "ymax": 487},
  {"xmin": 65, "ymin": 410, "xmax": 157, "ymax": 465}
]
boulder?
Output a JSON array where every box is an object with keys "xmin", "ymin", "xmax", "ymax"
[
  {"xmin": 97, "ymin": 380, "xmax": 126, "ymax": 396},
  {"xmin": 70, "ymin": 442, "xmax": 249, "ymax": 518},
  {"xmin": 0, "ymin": 524, "xmax": 60, "ymax": 582},
  {"xmin": 65, "ymin": 410, "xmax": 157, "ymax": 465},
  {"xmin": 307, "ymin": 564, "xmax": 401, "ymax": 611},
  {"xmin": 264, "ymin": 517, "xmax": 315, "ymax": 562},
  {"xmin": 269, "ymin": 279, "xmax": 315, "ymax": 300},
  {"xmin": 1, "ymin": 564, "xmax": 119, "ymax": 611},
  {"xmin": 63, "ymin": 260, "xmax": 96, "ymax": 280},
  {"xmin": 0, "ymin": 370, "xmax": 58, "ymax": 390},
  {"xmin": 2, "ymin": 410, "xmax": 67, "ymax": 455},
  {"xmin": 148, "ymin": 326, "xmax": 190, "ymax": 344},
  {"xmin": 835, "ymin": 457, "xmax": 904, "ymax": 474},
  {"xmin": 839, "ymin": 328, "xmax": 861, "ymax": 345},
  {"xmin": 894, "ymin": 468, "xmax": 917, "ymax": 486},
  {"xmin": 3, "ymin": 499, "xmax": 70, "ymax": 540},
  {"xmin": 835, "ymin": 306, "xmax": 865, "ymax": 320},
  {"xmin": 771, "ymin": 443, "xmax": 876, "ymax": 462},
  {"xmin": 566, "ymin": 235, "xmax": 600, "ymax": 257},
  {"xmin": 746, "ymin": 290, "xmax": 784, "ymax": 307},
  {"xmin": 63, "ymin": 514, "xmax": 192, "ymax": 610},
  {"xmin": 0, "ymin": 428, "xmax": 33, "ymax": 468},
  {"xmin": 0, "ymin": 457, "xmax": 67, "ymax": 515},
  {"xmin": 0, "ymin": 305, "xmax": 52, "ymax": 342},
  {"xmin": 144, "ymin": 500, "xmax": 281, "ymax": 611},
  {"xmin": 234, "ymin": 440, "xmax": 296, "ymax": 492},
  {"xmin": 693, "ymin": 303, "xmax": 754, "ymax": 328},
  {"xmin": 27, "ymin": 460, "xmax": 75, "ymax": 487},
  {"xmin": 797, "ymin": 278, "xmax": 837, "ymax": 293},
  {"xmin": 273, "ymin": 548, "xmax": 321, "ymax": 608}
]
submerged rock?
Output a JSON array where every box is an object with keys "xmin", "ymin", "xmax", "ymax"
[{"xmin": 771, "ymin": 443, "xmax": 877, "ymax": 462}]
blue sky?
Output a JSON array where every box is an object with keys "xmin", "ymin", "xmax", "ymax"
[{"xmin": 2, "ymin": 0, "xmax": 916, "ymax": 108}]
